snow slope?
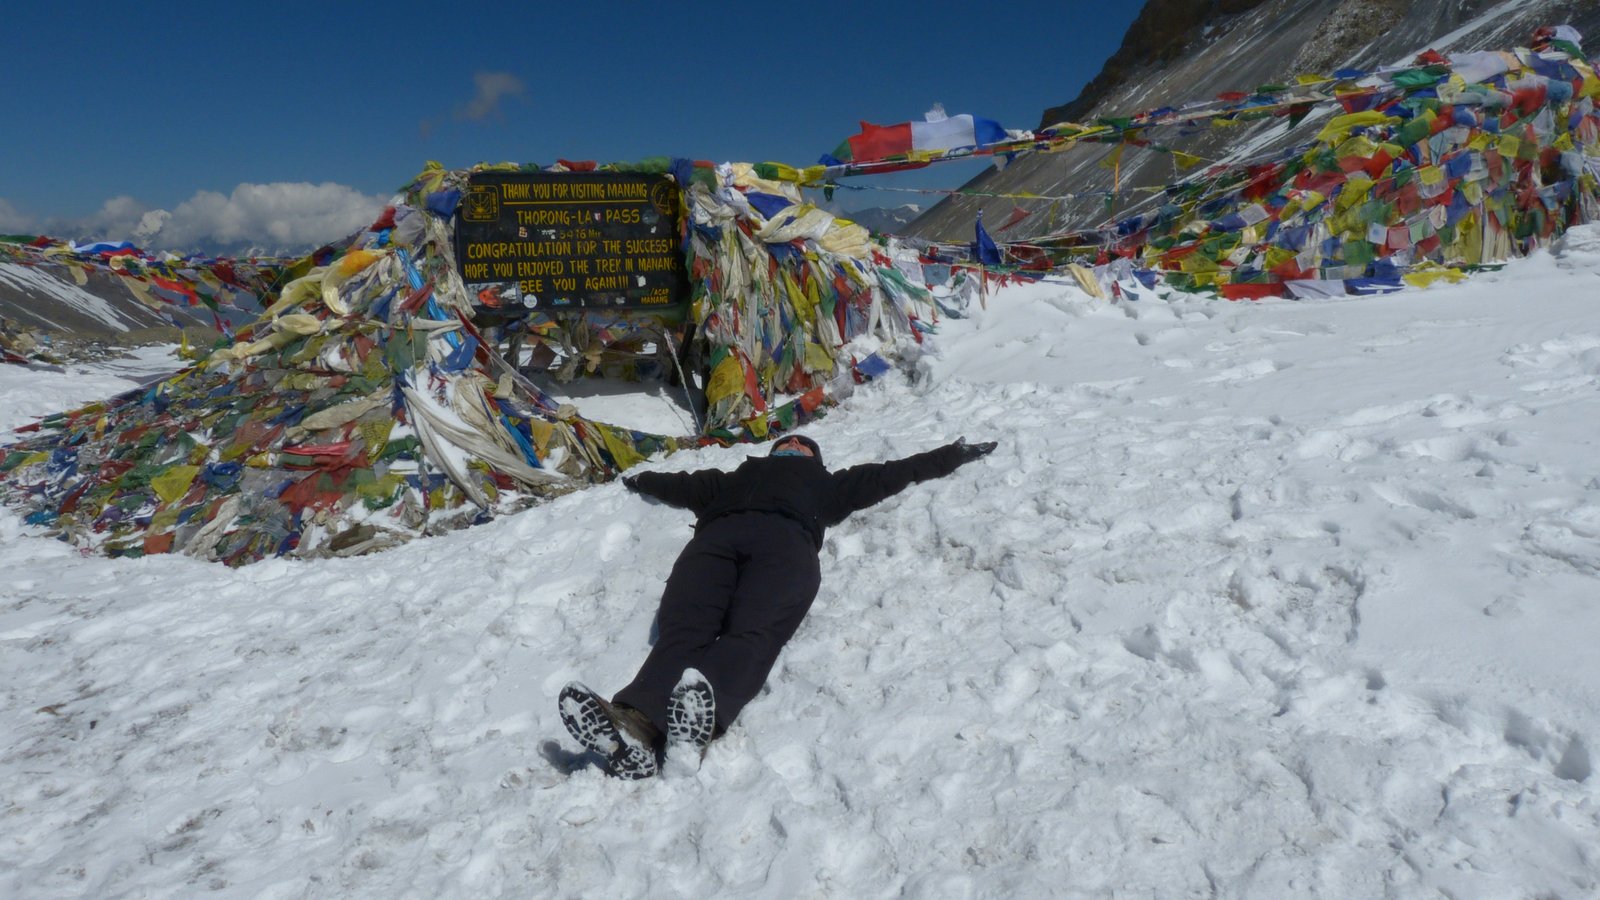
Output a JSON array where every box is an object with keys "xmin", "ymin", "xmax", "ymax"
[{"xmin": 3, "ymin": 229, "xmax": 1600, "ymax": 897}]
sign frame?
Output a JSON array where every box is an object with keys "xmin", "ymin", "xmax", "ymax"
[{"xmin": 453, "ymin": 171, "xmax": 689, "ymax": 311}]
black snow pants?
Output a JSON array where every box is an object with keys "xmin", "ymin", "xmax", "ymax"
[{"xmin": 613, "ymin": 511, "xmax": 822, "ymax": 736}]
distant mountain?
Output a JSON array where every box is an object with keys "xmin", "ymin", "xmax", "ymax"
[
  {"xmin": 907, "ymin": 0, "xmax": 1600, "ymax": 242},
  {"xmin": 838, "ymin": 204, "xmax": 924, "ymax": 235},
  {"xmin": 63, "ymin": 217, "xmax": 313, "ymax": 262}
]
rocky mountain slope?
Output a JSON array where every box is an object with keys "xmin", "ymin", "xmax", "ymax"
[
  {"xmin": 906, "ymin": 0, "xmax": 1600, "ymax": 242},
  {"xmin": 0, "ymin": 261, "xmax": 263, "ymax": 355}
]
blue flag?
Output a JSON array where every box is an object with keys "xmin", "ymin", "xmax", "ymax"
[{"xmin": 975, "ymin": 211, "xmax": 1001, "ymax": 265}]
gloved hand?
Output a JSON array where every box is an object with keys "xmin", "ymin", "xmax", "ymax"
[
  {"xmin": 621, "ymin": 475, "xmax": 642, "ymax": 492},
  {"xmin": 950, "ymin": 438, "xmax": 997, "ymax": 465}
]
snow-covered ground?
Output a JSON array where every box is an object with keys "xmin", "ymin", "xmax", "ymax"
[
  {"xmin": 3, "ymin": 229, "xmax": 1600, "ymax": 897},
  {"xmin": 0, "ymin": 345, "xmax": 183, "ymax": 433}
]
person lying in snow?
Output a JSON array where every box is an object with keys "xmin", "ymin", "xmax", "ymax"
[{"xmin": 559, "ymin": 433, "xmax": 997, "ymax": 778}]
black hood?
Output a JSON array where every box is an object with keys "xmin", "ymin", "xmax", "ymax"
[{"xmin": 771, "ymin": 434, "xmax": 822, "ymax": 466}]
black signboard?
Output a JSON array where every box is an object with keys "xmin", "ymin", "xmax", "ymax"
[{"xmin": 453, "ymin": 171, "xmax": 688, "ymax": 310}]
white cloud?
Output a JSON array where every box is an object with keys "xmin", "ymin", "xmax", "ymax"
[
  {"xmin": 10, "ymin": 183, "xmax": 385, "ymax": 255},
  {"xmin": 0, "ymin": 197, "xmax": 35, "ymax": 233},
  {"xmin": 63, "ymin": 182, "xmax": 388, "ymax": 255},
  {"xmin": 161, "ymin": 182, "xmax": 386, "ymax": 250},
  {"xmin": 456, "ymin": 71, "xmax": 525, "ymax": 122},
  {"xmin": 420, "ymin": 71, "xmax": 526, "ymax": 135},
  {"xmin": 77, "ymin": 195, "xmax": 155, "ymax": 239}
]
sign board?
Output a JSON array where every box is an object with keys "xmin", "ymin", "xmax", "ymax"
[{"xmin": 453, "ymin": 171, "xmax": 688, "ymax": 310}]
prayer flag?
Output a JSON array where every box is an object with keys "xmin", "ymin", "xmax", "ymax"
[
  {"xmin": 975, "ymin": 212, "xmax": 1001, "ymax": 266},
  {"xmin": 844, "ymin": 110, "xmax": 1006, "ymax": 163}
]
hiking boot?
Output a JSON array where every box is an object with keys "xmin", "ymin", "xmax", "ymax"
[
  {"xmin": 558, "ymin": 683, "xmax": 662, "ymax": 779},
  {"xmin": 666, "ymin": 669, "xmax": 717, "ymax": 755}
]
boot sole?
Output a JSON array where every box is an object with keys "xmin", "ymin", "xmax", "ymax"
[
  {"xmin": 667, "ymin": 671, "xmax": 716, "ymax": 753},
  {"xmin": 559, "ymin": 683, "xmax": 659, "ymax": 779}
]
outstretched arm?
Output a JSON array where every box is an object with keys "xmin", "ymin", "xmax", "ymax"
[
  {"xmin": 622, "ymin": 468, "xmax": 729, "ymax": 513},
  {"xmin": 822, "ymin": 439, "xmax": 996, "ymax": 524}
]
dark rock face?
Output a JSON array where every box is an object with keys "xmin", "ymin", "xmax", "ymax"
[
  {"xmin": 0, "ymin": 261, "xmax": 261, "ymax": 343},
  {"xmin": 1038, "ymin": 0, "xmax": 1276, "ymax": 129},
  {"xmin": 908, "ymin": 0, "xmax": 1600, "ymax": 243}
]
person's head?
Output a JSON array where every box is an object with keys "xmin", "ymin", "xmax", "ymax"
[{"xmin": 770, "ymin": 433, "xmax": 822, "ymax": 464}]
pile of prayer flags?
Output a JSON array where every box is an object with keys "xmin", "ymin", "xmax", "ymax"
[
  {"xmin": 0, "ymin": 160, "xmax": 938, "ymax": 564},
  {"xmin": 1065, "ymin": 32, "xmax": 1600, "ymax": 297},
  {"xmin": 826, "ymin": 30, "xmax": 1599, "ymax": 300}
]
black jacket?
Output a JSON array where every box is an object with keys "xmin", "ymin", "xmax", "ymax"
[{"xmin": 626, "ymin": 443, "xmax": 970, "ymax": 548}]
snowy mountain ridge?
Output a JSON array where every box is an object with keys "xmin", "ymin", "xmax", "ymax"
[{"xmin": 838, "ymin": 203, "xmax": 924, "ymax": 235}]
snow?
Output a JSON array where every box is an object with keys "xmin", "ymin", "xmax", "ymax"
[
  {"xmin": 0, "ymin": 345, "xmax": 184, "ymax": 432},
  {"xmin": 537, "ymin": 376, "xmax": 700, "ymax": 437},
  {"xmin": 4, "ymin": 229, "xmax": 1600, "ymax": 897}
]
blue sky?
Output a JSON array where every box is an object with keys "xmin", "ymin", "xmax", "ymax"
[{"xmin": 1, "ymin": 0, "xmax": 1143, "ymax": 250}]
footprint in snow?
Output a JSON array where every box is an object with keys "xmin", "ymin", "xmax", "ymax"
[{"xmin": 1200, "ymin": 358, "xmax": 1290, "ymax": 384}]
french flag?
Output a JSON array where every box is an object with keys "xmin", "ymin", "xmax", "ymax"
[{"xmin": 840, "ymin": 107, "xmax": 1007, "ymax": 163}]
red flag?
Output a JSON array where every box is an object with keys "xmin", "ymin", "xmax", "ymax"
[
  {"xmin": 848, "ymin": 121, "xmax": 914, "ymax": 161},
  {"xmin": 996, "ymin": 207, "xmax": 1031, "ymax": 233}
]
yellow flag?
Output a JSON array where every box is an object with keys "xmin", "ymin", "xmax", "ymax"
[
  {"xmin": 704, "ymin": 354, "xmax": 746, "ymax": 405},
  {"xmin": 599, "ymin": 425, "xmax": 647, "ymax": 471},
  {"xmin": 336, "ymin": 249, "xmax": 383, "ymax": 278},
  {"xmin": 360, "ymin": 418, "xmax": 395, "ymax": 459},
  {"xmin": 804, "ymin": 341, "xmax": 834, "ymax": 373},
  {"xmin": 1317, "ymin": 111, "xmax": 1401, "ymax": 146},
  {"xmin": 1264, "ymin": 247, "xmax": 1297, "ymax": 269},
  {"xmin": 123, "ymin": 278, "xmax": 164, "ymax": 310},
  {"xmin": 1403, "ymin": 268, "xmax": 1466, "ymax": 289},
  {"xmin": 17, "ymin": 451, "xmax": 49, "ymax": 469},
  {"xmin": 1066, "ymin": 264, "xmax": 1105, "ymax": 298},
  {"xmin": 151, "ymin": 466, "xmax": 201, "ymax": 505},
  {"xmin": 526, "ymin": 418, "xmax": 555, "ymax": 453},
  {"xmin": 1573, "ymin": 60, "xmax": 1600, "ymax": 99}
]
